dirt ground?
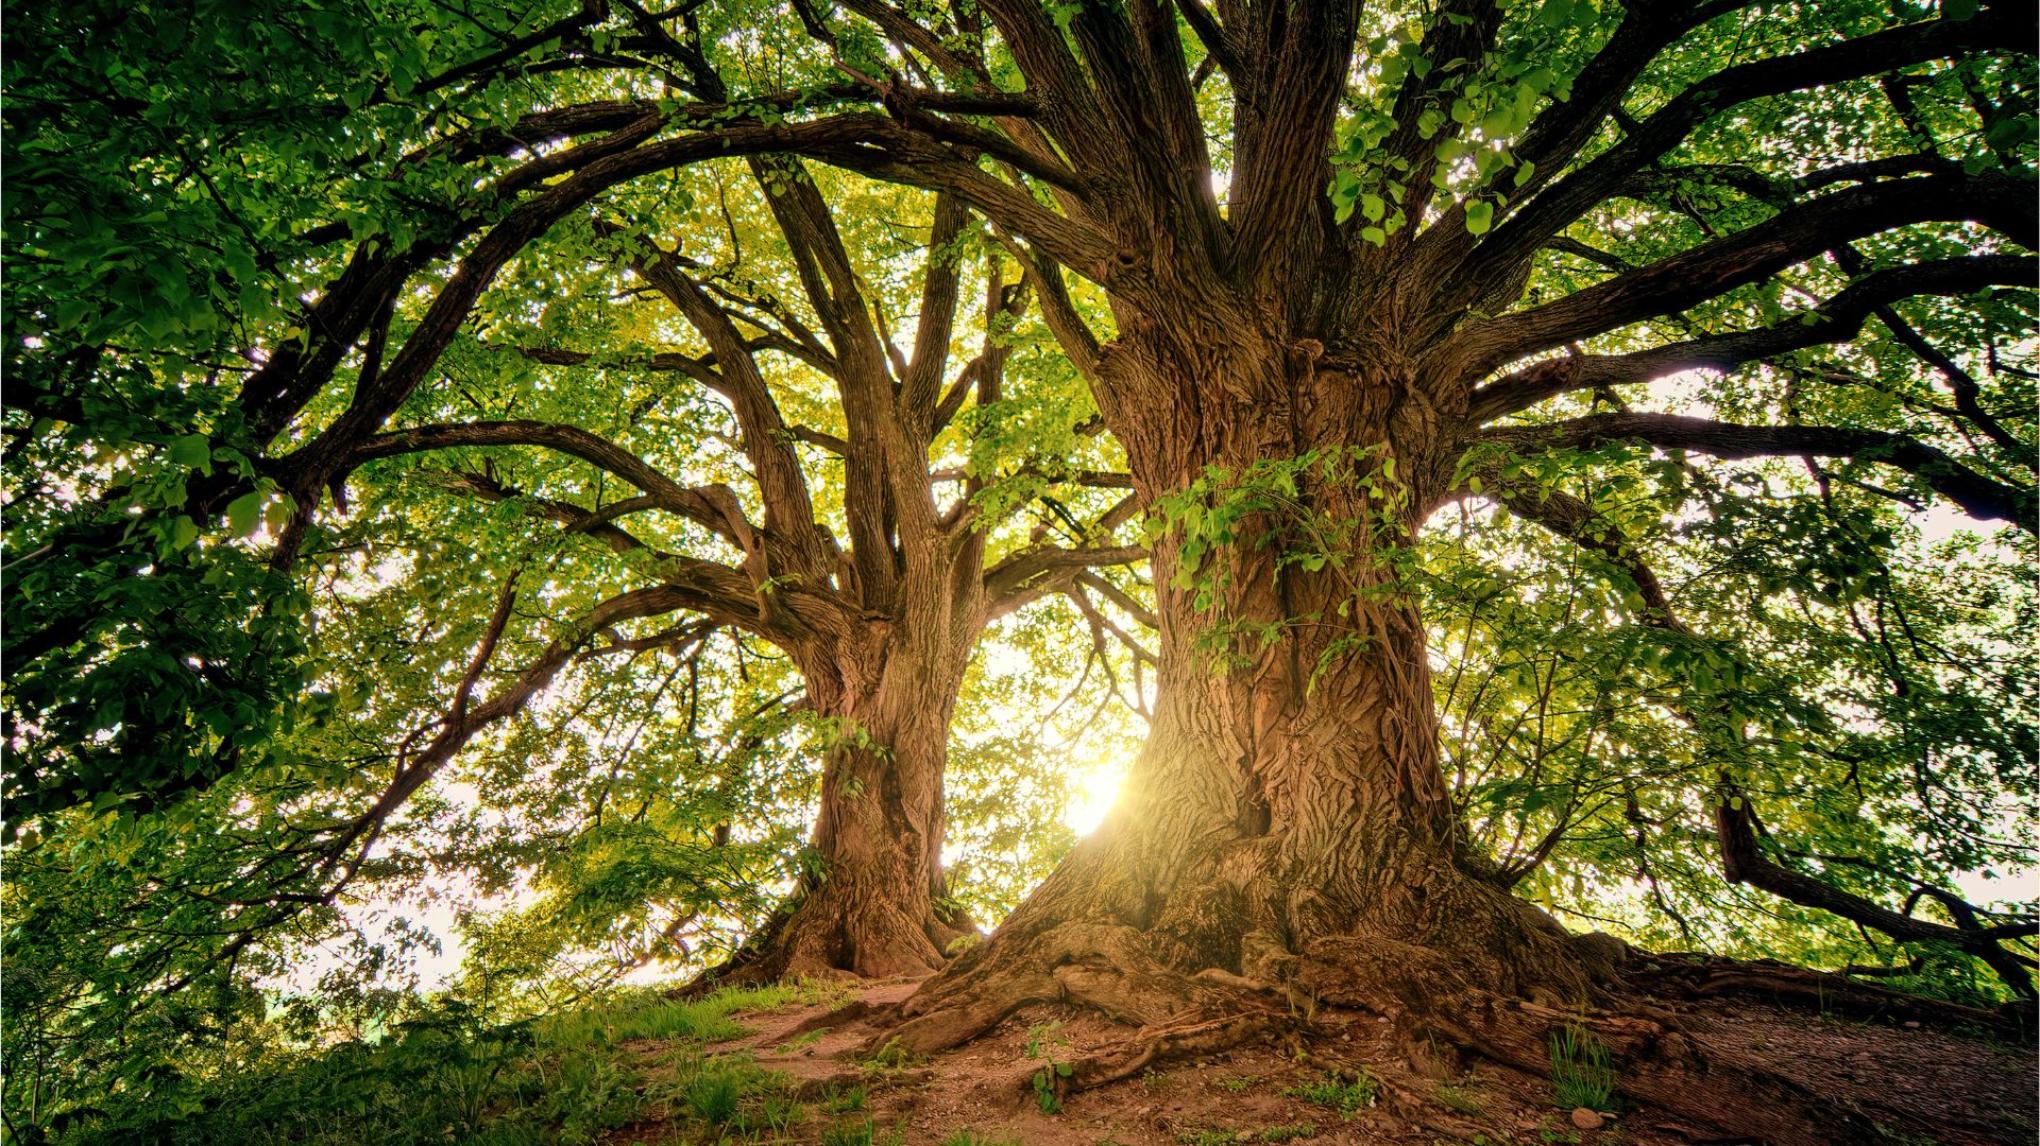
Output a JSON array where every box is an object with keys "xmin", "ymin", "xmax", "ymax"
[{"xmin": 632, "ymin": 977, "xmax": 2037, "ymax": 1146}]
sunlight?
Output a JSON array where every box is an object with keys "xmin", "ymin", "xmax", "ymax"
[{"xmin": 1063, "ymin": 759, "xmax": 1126, "ymax": 838}]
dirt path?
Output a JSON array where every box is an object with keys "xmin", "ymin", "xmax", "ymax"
[{"xmin": 646, "ymin": 978, "xmax": 2035, "ymax": 1145}]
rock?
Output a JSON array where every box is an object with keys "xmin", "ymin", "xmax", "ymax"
[{"xmin": 1571, "ymin": 1107, "xmax": 1606, "ymax": 1131}]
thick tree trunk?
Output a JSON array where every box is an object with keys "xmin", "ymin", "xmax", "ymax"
[
  {"xmin": 885, "ymin": 533, "xmax": 1599, "ymax": 1048},
  {"xmin": 870, "ymin": 329, "xmax": 1899, "ymax": 1141},
  {"xmin": 881, "ymin": 338, "xmax": 1605, "ymax": 1038},
  {"xmin": 716, "ymin": 637, "xmax": 978, "ymax": 983}
]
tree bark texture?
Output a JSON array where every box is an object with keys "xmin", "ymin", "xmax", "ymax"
[{"xmin": 737, "ymin": 632, "xmax": 978, "ymax": 981}]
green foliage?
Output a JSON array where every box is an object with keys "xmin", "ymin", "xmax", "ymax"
[
  {"xmin": 1023, "ymin": 1022, "xmax": 1073, "ymax": 1114},
  {"xmin": 682, "ymin": 1068, "xmax": 742, "ymax": 1126},
  {"xmin": 1284, "ymin": 1070, "xmax": 1377, "ymax": 1117},
  {"xmin": 26, "ymin": 980, "xmax": 804, "ymax": 1145},
  {"xmin": 1547, "ymin": 1025, "xmax": 1618, "ymax": 1113},
  {"xmin": 822, "ymin": 1083, "xmax": 869, "ymax": 1114}
]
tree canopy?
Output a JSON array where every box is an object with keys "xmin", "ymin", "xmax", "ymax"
[{"xmin": 3, "ymin": 0, "xmax": 2034, "ymax": 1140}]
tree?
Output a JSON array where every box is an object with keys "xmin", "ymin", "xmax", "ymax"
[
  {"xmin": 6, "ymin": 0, "xmax": 2035, "ymax": 1140},
  {"xmin": 817, "ymin": 2, "xmax": 2032, "ymax": 1139},
  {"xmin": 336, "ymin": 171, "xmax": 1143, "ymax": 981},
  {"xmin": 6, "ymin": 0, "xmax": 1140, "ymax": 989}
]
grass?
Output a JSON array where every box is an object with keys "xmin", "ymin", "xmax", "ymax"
[
  {"xmin": 863, "ymin": 1036, "xmax": 921, "ymax": 1072},
  {"xmin": 46, "ymin": 979, "xmax": 827, "ymax": 1146},
  {"xmin": 822, "ymin": 1082, "xmax": 869, "ymax": 1113},
  {"xmin": 1217, "ymin": 1073, "xmax": 1260, "ymax": 1093},
  {"xmin": 1284, "ymin": 1069, "xmax": 1377, "ymax": 1116},
  {"xmin": 1547, "ymin": 1024, "xmax": 1618, "ymax": 1112},
  {"xmin": 683, "ymin": 1068, "xmax": 743, "ymax": 1126},
  {"xmin": 942, "ymin": 1132, "xmax": 1022, "ymax": 1146},
  {"xmin": 1434, "ymin": 1081, "xmax": 1483, "ymax": 1114},
  {"xmin": 775, "ymin": 1027, "xmax": 827, "ymax": 1054},
  {"xmin": 821, "ymin": 1116, "xmax": 905, "ymax": 1146},
  {"xmin": 1258, "ymin": 1122, "xmax": 1319, "ymax": 1141},
  {"xmin": 535, "ymin": 980, "xmax": 835, "ymax": 1047}
]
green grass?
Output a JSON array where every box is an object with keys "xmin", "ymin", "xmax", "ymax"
[
  {"xmin": 1258, "ymin": 1123, "xmax": 1318, "ymax": 1142},
  {"xmin": 684, "ymin": 1068, "xmax": 744, "ymax": 1125},
  {"xmin": 1434, "ymin": 1082, "xmax": 1483, "ymax": 1114},
  {"xmin": 42, "ymin": 980, "xmax": 822, "ymax": 1146},
  {"xmin": 821, "ymin": 1116, "xmax": 905, "ymax": 1146},
  {"xmin": 1547, "ymin": 1025, "xmax": 1618, "ymax": 1112},
  {"xmin": 823, "ymin": 1082, "xmax": 869, "ymax": 1113},
  {"xmin": 1284, "ymin": 1069, "xmax": 1376, "ymax": 1116},
  {"xmin": 1217, "ymin": 1073, "xmax": 1260, "ymax": 1093}
]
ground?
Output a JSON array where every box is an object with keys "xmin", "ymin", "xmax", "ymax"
[{"xmin": 601, "ymin": 977, "xmax": 2036, "ymax": 1146}]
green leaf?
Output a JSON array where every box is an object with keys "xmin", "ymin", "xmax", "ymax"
[
  {"xmin": 1943, "ymin": 0, "xmax": 1978, "ymax": 20},
  {"xmin": 167, "ymin": 434, "xmax": 211, "ymax": 470},
  {"xmin": 1464, "ymin": 200, "xmax": 1494, "ymax": 235},
  {"xmin": 226, "ymin": 492, "xmax": 264, "ymax": 538}
]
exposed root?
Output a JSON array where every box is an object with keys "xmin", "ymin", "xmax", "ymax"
[
  {"xmin": 673, "ymin": 891, "xmax": 962, "ymax": 997},
  {"xmin": 1058, "ymin": 1012, "xmax": 1290, "ymax": 1093},
  {"xmin": 1632, "ymin": 953, "xmax": 2033, "ymax": 1040},
  {"xmin": 876, "ymin": 915, "xmax": 1972, "ymax": 1144}
]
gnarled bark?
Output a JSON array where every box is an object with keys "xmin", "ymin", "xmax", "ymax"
[
  {"xmin": 882, "ymin": 338, "xmax": 1601, "ymax": 1032},
  {"xmin": 725, "ymin": 642, "xmax": 978, "ymax": 982}
]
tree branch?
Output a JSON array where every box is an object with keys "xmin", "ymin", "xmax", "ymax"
[
  {"xmin": 1465, "ymin": 254, "xmax": 2035, "ymax": 422},
  {"xmin": 1482, "ymin": 413, "xmax": 2036, "ymax": 530}
]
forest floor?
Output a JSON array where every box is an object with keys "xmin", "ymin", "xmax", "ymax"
[{"xmin": 606, "ymin": 976, "xmax": 2036, "ymax": 1146}]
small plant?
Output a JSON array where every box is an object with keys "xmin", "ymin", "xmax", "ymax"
[
  {"xmin": 863, "ymin": 1036, "xmax": 919, "ymax": 1073},
  {"xmin": 822, "ymin": 1083, "xmax": 868, "ymax": 1113},
  {"xmin": 821, "ymin": 1116, "xmax": 878, "ymax": 1146},
  {"xmin": 684, "ymin": 1069, "xmax": 743, "ymax": 1126},
  {"xmin": 1259, "ymin": 1122, "xmax": 1319, "ymax": 1142},
  {"xmin": 1217, "ymin": 1073, "xmax": 1260, "ymax": 1093},
  {"xmin": 1434, "ymin": 1081, "xmax": 1482, "ymax": 1114},
  {"xmin": 1547, "ymin": 1024, "xmax": 1618, "ymax": 1112},
  {"xmin": 748, "ymin": 1093, "xmax": 805, "ymax": 1135},
  {"xmin": 1284, "ymin": 1069, "xmax": 1376, "ymax": 1116},
  {"xmin": 1175, "ymin": 1130, "xmax": 1236, "ymax": 1146},
  {"xmin": 775, "ymin": 1028, "xmax": 826, "ymax": 1054},
  {"xmin": 1023, "ymin": 1022, "xmax": 1073, "ymax": 1114}
]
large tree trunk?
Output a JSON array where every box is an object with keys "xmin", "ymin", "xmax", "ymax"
[
  {"xmin": 717, "ymin": 624, "xmax": 980, "ymax": 983},
  {"xmin": 884, "ymin": 335, "xmax": 1600, "ymax": 1036},
  {"xmin": 872, "ymin": 325, "xmax": 1897, "ymax": 1141}
]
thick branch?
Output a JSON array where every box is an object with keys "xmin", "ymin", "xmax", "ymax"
[
  {"xmin": 1453, "ymin": 172, "xmax": 2036, "ymax": 377},
  {"xmin": 1483, "ymin": 413, "xmax": 2035, "ymax": 529},
  {"xmin": 352, "ymin": 420, "xmax": 761, "ymax": 550},
  {"xmin": 1448, "ymin": 4, "xmax": 2029, "ymax": 307},
  {"xmin": 1465, "ymin": 254, "xmax": 2036, "ymax": 422}
]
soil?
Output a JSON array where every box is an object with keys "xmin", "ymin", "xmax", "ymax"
[{"xmin": 614, "ymin": 977, "xmax": 2038, "ymax": 1146}]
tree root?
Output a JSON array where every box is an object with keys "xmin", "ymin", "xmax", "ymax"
[
  {"xmin": 1631, "ymin": 953, "xmax": 2033, "ymax": 1040},
  {"xmin": 869, "ymin": 917, "xmax": 1996, "ymax": 1145},
  {"xmin": 1059, "ymin": 1012, "xmax": 1289, "ymax": 1093}
]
